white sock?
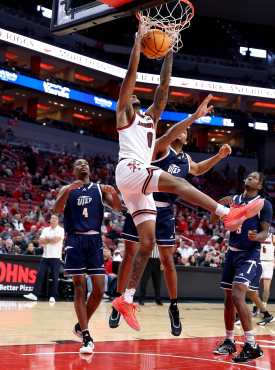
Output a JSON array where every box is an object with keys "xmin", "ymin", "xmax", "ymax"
[
  {"xmin": 123, "ymin": 288, "xmax": 136, "ymax": 304},
  {"xmin": 244, "ymin": 330, "xmax": 256, "ymax": 346},
  {"xmin": 215, "ymin": 204, "xmax": 230, "ymax": 217},
  {"xmin": 226, "ymin": 330, "xmax": 234, "ymax": 342}
]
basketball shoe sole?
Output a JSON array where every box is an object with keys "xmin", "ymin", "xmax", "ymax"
[
  {"xmin": 112, "ymin": 296, "xmax": 140, "ymax": 331},
  {"xmin": 223, "ymin": 199, "xmax": 264, "ymax": 231}
]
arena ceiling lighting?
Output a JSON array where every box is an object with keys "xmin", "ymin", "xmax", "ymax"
[{"xmin": 0, "ymin": 28, "xmax": 275, "ymax": 99}]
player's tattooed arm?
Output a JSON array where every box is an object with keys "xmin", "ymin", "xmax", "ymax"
[
  {"xmin": 248, "ymin": 222, "xmax": 270, "ymax": 243},
  {"xmin": 147, "ymin": 50, "xmax": 173, "ymax": 123},
  {"xmin": 53, "ymin": 180, "xmax": 83, "ymax": 214},
  {"xmin": 101, "ymin": 185, "xmax": 123, "ymax": 211},
  {"xmin": 116, "ymin": 27, "xmax": 143, "ymax": 129}
]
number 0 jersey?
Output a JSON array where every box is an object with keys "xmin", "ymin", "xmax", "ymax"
[
  {"xmin": 63, "ymin": 182, "xmax": 104, "ymax": 235},
  {"xmin": 118, "ymin": 112, "xmax": 155, "ymax": 166}
]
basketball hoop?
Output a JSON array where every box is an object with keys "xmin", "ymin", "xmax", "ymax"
[{"xmin": 137, "ymin": 0, "xmax": 194, "ymax": 53}]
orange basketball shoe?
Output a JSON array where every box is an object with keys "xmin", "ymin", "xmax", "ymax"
[
  {"xmin": 222, "ymin": 198, "xmax": 264, "ymax": 231},
  {"xmin": 112, "ymin": 296, "xmax": 140, "ymax": 331}
]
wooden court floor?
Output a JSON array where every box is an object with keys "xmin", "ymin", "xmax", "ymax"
[{"xmin": 0, "ymin": 300, "xmax": 275, "ymax": 369}]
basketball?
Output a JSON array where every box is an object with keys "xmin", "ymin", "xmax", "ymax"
[{"xmin": 141, "ymin": 29, "xmax": 172, "ymax": 59}]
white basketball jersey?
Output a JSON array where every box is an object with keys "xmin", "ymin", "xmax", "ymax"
[
  {"xmin": 118, "ymin": 112, "xmax": 155, "ymax": 166},
  {"xmin": 260, "ymin": 233, "xmax": 275, "ymax": 261}
]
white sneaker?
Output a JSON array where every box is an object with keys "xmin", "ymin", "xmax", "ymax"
[
  {"xmin": 80, "ymin": 340, "xmax": 94, "ymax": 354},
  {"xmin": 23, "ymin": 293, "xmax": 38, "ymax": 301},
  {"xmin": 49, "ymin": 297, "xmax": 56, "ymax": 304}
]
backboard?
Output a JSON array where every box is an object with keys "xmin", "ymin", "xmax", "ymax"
[{"xmin": 51, "ymin": 0, "xmax": 173, "ymax": 35}]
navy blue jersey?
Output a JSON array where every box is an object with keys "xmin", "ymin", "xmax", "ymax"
[
  {"xmin": 229, "ymin": 194, "xmax": 273, "ymax": 251},
  {"xmin": 153, "ymin": 147, "xmax": 190, "ymax": 204},
  {"xmin": 64, "ymin": 183, "xmax": 104, "ymax": 234}
]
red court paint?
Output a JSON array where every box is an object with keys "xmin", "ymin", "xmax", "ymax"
[{"xmin": 0, "ymin": 336, "xmax": 274, "ymax": 370}]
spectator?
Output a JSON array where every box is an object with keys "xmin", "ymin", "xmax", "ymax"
[{"xmin": 11, "ymin": 213, "xmax": 25, "ymax": 232}]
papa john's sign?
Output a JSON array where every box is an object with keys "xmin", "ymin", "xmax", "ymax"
[{"xmin": 0, "ymin": 255, "xmax": 40, "ymax": 296}]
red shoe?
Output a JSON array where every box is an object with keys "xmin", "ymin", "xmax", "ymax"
[
  {"xmin": 222, "ymin": 198, "xmax": 264, "ymax": 231},
  {"xmin": 112, "ymin": 296, "xmax": 140, "ymax": 331}
]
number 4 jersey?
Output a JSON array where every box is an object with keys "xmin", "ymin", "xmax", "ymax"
[{"xmin": 63, "ymin": 183, "xmax": 104, "ymax": 235}]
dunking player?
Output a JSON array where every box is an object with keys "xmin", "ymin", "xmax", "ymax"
[
  {"xmin": 54, "ymin": 159, "xmax": 121, "ymax": 354},
  {"xmin": 109, "ymin": 95, "xmax": 232, "ymax": 335},
  {"xmin": 113, "ymin": 26, "xmax": 264, "ymax": 332},
  {"xmin": 213, "ymin": 172, "xmax": 273, "ymax": 363}
]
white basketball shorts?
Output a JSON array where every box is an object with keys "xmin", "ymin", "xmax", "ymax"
[
  {"xmin": 115, "ymin": 159, "xmax": 163, "ymax": 225},
  {"xmin": 261, "ymin": 261, "xmax": 274, "ymax": 280}
]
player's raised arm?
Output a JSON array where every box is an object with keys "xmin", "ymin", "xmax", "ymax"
[
  {"xmin": 189, "ymin": 144, "xmax": 232, "ymax": 176},
  {"xmin": 116, "ymin": 28, "xmax": 143, "ymax": 129},
  {"xmin": 147, "ymin": 50, "xmax": 173, "ymax": 123},
  {"xmin": 153, "ymin": 94, "xmax": 213, "ymax": 158}
]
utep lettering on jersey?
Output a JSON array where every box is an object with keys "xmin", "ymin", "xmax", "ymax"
[
  {"xmin": 64, "ymin": 183, "xmax": 103, "ymax": 234},
  {"xmin": 153, "ymin": 148, "xmax": 190, "ymax": 204}
]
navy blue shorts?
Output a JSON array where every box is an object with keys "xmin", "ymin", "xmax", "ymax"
[
  {"xmin": 221, "ymin": 249, "xmax": 262, "ymax": 291},
  {"xmin": 121, "ymin": 207, "xmax": 175, "ymax": 246},
  {"xmin": 64, "ymin": 234, "xmax": 105, "ymax": 276}
]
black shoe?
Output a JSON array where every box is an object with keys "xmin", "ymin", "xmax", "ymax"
[
  {"xmin": 155, "ymin": 299, "xmax": 163, "ymax": 306},
  {"xmin": 73, "ymin": 323, "xmax": 82, "ymax": 339},
  {"xmin": 257, "ymin": 314, "xmax": 275, "ymax": 326},
  {"xmin": 109, "ymin": 307, "xmax": 121, "ymax": 328},
  {"xmin": 138, "ymin": 300, "xmax": 144, "ymax": 306},
  {"xmin": 213, "ymin": 339, "xmax": 236, "ymax": 355},
  {"xmin": 252, "ymin": 305, "xmax": 260, "ymax": 317},
  {"xmin": 168, "ymin": 305, "xmax": 182, "ymax": 336},
  {"xmin": 233, "ymin": 343, "xmax": 263, "ymax": 363}
]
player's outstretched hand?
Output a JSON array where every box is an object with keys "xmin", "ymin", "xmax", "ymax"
[
  {"xmin": 218, "ymin": 144, "xmax": 232, "ymax": 158},
  {"xmin": 101, "ymin": 184, "xmax": 117, "ymax": 194},
  {"xmin": 194, "ymin": 94, "xmax": 214, "ymax": 119},
  {"xmin": 248, "ymin": 229, "xmax": 258, "ymax": 241}
]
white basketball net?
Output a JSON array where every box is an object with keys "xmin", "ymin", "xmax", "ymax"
[{"xmin": 137, "ymin": 0, "xmax": 194, "ymax": 53}]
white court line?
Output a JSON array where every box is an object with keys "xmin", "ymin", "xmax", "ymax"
[{"xmin": 21, "ymin": 350, "xmax": 268, "ymax": 370}]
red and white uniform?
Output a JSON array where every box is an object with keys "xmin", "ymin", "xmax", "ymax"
[
  {"xmin": 260, "ymin": 233, "xmax": 274, "ymax": 280},
  {"xmin": 116, "ymin": 112, "xmax": 163, "ymax": 225}
]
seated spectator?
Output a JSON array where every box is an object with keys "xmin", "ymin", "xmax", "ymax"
[
  {"xmin": 11, "ymin": 213, "xmax": 25, "ymax": 232},
  {"xmin": 195, "ymin": 221, "xmax": 205, "ymax": 235},
  {"xmin": 23, "ymin": 242, "xmax": 42, "ymax": 256},
  {"xmin": 0, "ymin": 183, "xmax": 11, "ymax": 197}
]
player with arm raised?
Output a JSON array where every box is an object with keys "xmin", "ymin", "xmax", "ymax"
[
  {"xmin": 113, "ymin": 27, "xmax": 264, "ymax": 332},
  {"xmin": 110, "ymin": 95, "xmax": 232, "ymax": 334},
  {"xmin": 53, "ymin": 159, "xmax": 121, "ymax": 354}
]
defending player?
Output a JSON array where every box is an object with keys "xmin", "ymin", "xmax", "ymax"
[
  {"xmin": 54, "ymin": 159, "xmax": 121, "ymax": 354},
  {"xmin": 113, "ymin": 26, "xmax": 264, "ymax": 332},
  {"xmin": 213, "ymin": 172, "xmax": 273, "ymax": 363},
  {"xmin": 109, "ymin": 95, "xmax": 232, "ymax": 335}
]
